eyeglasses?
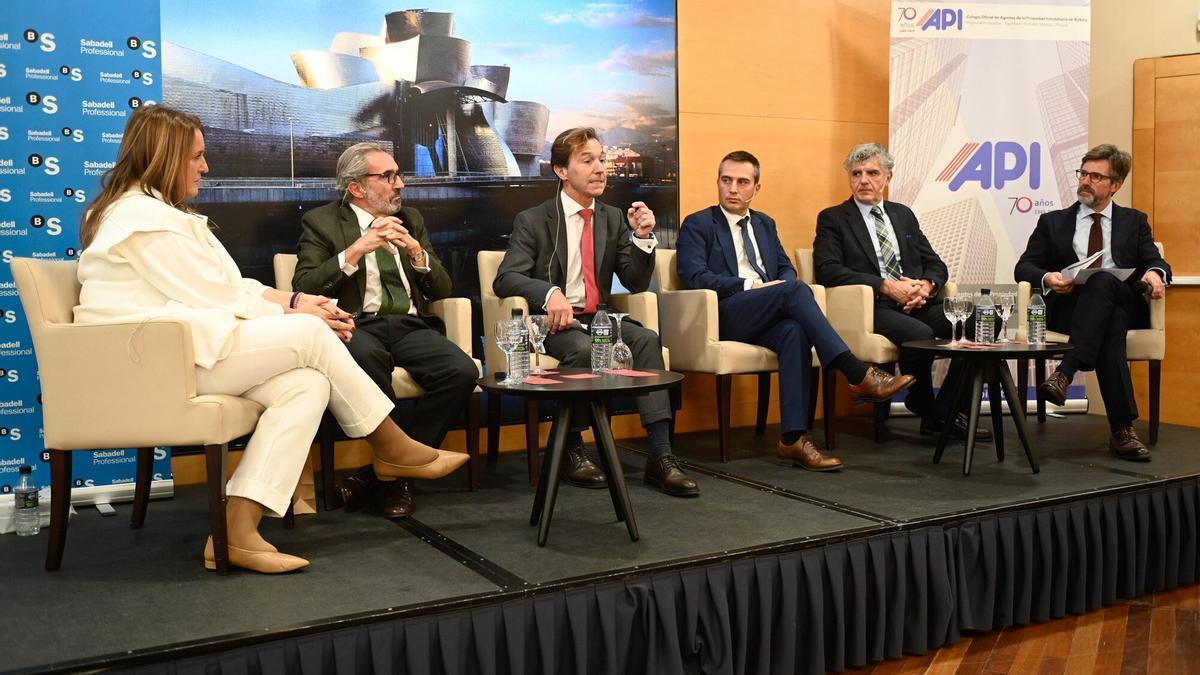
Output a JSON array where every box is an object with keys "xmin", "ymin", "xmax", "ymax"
[
  {"xmin": 1075, "ymin": 169, "xmax": 1114, "ymax": 184},
  {"xmin": 360, "ymin": 171, "xmax": 402, "ymax": 185}
]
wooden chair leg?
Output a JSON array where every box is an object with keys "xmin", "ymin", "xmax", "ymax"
[
  {"xmin": 1016, "ymin": 358, "xmax": 1029, "ymax": 417},
  {"xmin": 1035, "ymin": 358, "xmax": 1047, "ymax": 422},
  {"xmin": 716, "ymin": 374, "xmax": 732, "ymax": 463},
  {"xmin": 823, "ymin": 368, "xmax": 837, "ymax": 450},
  {"xmin": 130, "ymin": 446, "xmax": 154, "ymax": 529},
  {"xmin": 487, "ymin": 393, "xmax": 501, "ymax": 464},
  {"xmin": 205, "ymin": 444, "xmax": 230, "ymax": 575},
  {"xmin": 755, "ymin": 372, "xmax": 771, "ymax": 436},
  {"xmin": 466, "ymin": 392, "xmax": 481, "ymax": 490},
  {"xmin": 525, "ymin": 399, "xmax": 540, "ymax": 487},
  {"xmin": 319, "ymin": 416, "xmax": 339, "ymax": 511},
  {"xmin": 1149, "ymin": 360, "xmax": 1161, "ymax": 445},
  {"xmin": 808, "ymin": 366, "xmax": 820, "ymax": 436},
  {"xmin": 45, "ymin": 451, "xmax": 72, "ymax": 571}
]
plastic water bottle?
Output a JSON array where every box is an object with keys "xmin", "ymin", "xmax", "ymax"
[
  {"xmin": 509, "ymin": 308, "xmax": 530, "ymax": 381},
  {"xmin": 975, "ymin": 288, "xmax": 996, "ymax": 343},
  {"xmin": 590, "ymin": 304, "xmax": 613, "ymax": 373},
  {"xmin": 1028, "ymin": 293, "xmax": 1046, "ymax": 345},
  {"xmin": 14, "ymin": 465, "xmax": 39, "ymax": 537}
]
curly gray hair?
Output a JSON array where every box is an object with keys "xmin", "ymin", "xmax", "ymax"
[{"xmin": 843, "ymin": 142, "xmax": 895, "ymax": 172}]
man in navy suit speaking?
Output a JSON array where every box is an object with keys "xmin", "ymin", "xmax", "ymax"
[{"xmin": 677, "ymin": 151, "xmax": 914, "ymax": 471}]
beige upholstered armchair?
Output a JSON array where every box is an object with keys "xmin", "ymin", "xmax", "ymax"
[
  {"xmin": 273, "ymin": 254, "xmax": 481, "ymax": 503},
  {"xmin": 1013, "ymin": 242, "xmax": 1164, "ymax": 443},
  {"xmin": 656, "ymin": 248, "xmax": 823, "ymax": 462},
  {"xmin": 477, "ymin": 250, "xmax": 669, "ymax": 482},
  {"xmin": 12, "ymin": 257, "xmax": 262, "ymax": 574},
  {"xmin": 796, "ymin": 248, "xmax": 956, "ymax": 448}
]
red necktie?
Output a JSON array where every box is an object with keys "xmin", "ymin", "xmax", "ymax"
[
  {"xmin": 577, "ymin": 208, "xmax": 600, "ymax": 315},
  {"xmin": 1086, "ymin": 213, "xmax": 1103, "ymax": 268}
]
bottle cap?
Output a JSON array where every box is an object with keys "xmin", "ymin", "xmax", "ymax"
[
  {"xmin": 510, "ymin": 308, "xmax": 523, "ymax": 318},
  {"xmin": 597, "ymin": 303, "xmax": 608, "ymax": 311},
  {"xmin": 980, "ymin": 288, "xmax": 991, "ymax": 294},
  {"xmin": 19, "ymin": 465, "xmax": 31, "ymax": 474}
]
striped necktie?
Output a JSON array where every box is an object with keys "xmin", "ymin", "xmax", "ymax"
[{"xmin": 870, "ymin": 205, "xmax": 903, "ymax": 280}]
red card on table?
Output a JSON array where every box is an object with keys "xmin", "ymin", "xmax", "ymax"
[
  {"xmin": 522, "ymin": 376, "xmax": 561, "ymax": 385},
  {"xmin": 561, "ymin": 373, "xmax": 600, "ymax": 379},
  {"xmin": 609, "ymin": 369, "xmax": 655, "ymax": 377}
]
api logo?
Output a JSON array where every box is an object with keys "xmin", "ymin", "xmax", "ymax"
[
  {"xmin": 921, "ymin": 8, "xmax": 964, "ymax": 31},
  {"xmin": 937, "ymin": 141, "xmax": 1041, "ymax": 191}
]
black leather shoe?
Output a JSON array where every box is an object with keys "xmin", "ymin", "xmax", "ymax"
[
  {"xmin": 375, "ymin": 478, "xmax": 415, "ymax": 519},
  {"xmin": 1038, "ymin": 371, "xmax": 1070, "ymax": 407},
  {"xmin": 561, "ymin": 444, "xmax": 607, "ymax": 489},
  {"xmin": 337, "ymin": 465, "xmax": 376, "ymax": 511},
  {"xmin": 920, "ymin": 413, "xmax": 993, "ymax": 441},
  {"xmin": 643, "ymin": 455, "xmax": 699, "ymax": 497},
  {"xmin": 1110, "ymin": 426, "xmax": 1151, "ymax": 462}
]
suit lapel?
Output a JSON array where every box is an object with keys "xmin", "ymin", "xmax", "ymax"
[
  {"xmin": 593, "ymin": 201, "xmax": 610, "ymax": 284},
  {"xmin": 845, "ymin": 199, "xmax": 882, "ymax": 275},
  {"xmin": 1056, "ymin": 202, "xmax": 1082, "ymax": 264},
  {"xmin": 712, "ymin": 206, "xmax": 740, "ymax": 276},
  {"xmin": 339, "ymin": 205, "xmax": 368, "ymax": 302},
  {"xmin": 546, "ymin": 198, "xmax": 568, "ymax": 286},
  {"xmin": 1110, "ymin": 203, "xmax": 1134, "ymax": 267}
]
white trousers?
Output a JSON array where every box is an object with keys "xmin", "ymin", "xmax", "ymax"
[{"xmin": 195, "ymin": 314, "xmax": 394, "ymax": 517}]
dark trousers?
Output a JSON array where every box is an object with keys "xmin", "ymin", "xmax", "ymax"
[
  {"xmin": 873, "ymin": 299, "xmax": 963, "ymax": 420},
  {"xmin": 717, "ymin": 281, "xmax": 850, "ymax": 435},
  {"xmin": 1048, "ymin": 273, "xmax": 1148, "ymax": 429},
  {"xmin": 345, "ymin": 314, "xmax": 478, "ymax": 447},
  {"xmin": 542, "ymin": 319, "xmax": 671, "ymax": 431}
]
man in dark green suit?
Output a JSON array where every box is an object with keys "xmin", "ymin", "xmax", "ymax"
[{"xmin": 293, "ymin": 142, "xmax": 477, "ymax": 518}]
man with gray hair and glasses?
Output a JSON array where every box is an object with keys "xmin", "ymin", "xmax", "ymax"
[
  {"xmin": 292, "ymin": 142, "xmax": 477, "ymax": 518},
  {"xmin": 814, "ymin": 142, "xmax": 986, "ymax": 441},
  {"xmin": 1015, "ymin": 144, "xmax": 1170, "ymax": 461}
]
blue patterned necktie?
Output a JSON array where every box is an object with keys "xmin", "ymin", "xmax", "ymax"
[{"xmin": 738, "ymin": 217, "xmax": 768, "ymax": 281}]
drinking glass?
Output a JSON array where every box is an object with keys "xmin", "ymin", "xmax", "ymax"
[
  {"xmin": 494, "ymin": 319, "xmax": 521, "ymax": 384},
  {"xmin": 995, "ymin": 291, "xmax": 1015, "ymax": 343},
  {"xmin": 958, "ymin": 296, "xmax": 975, "ymax": 344},
  {"xmin": 943, "ymin": 297, "xmax": 962, "ymax": 344},
  {"xmin": 609, "ymin": 312, "xmax": 633, "ymax": 371},
  {"xmin": 528, "ymin": 315, "xmax": 550, "ymax": 375}
]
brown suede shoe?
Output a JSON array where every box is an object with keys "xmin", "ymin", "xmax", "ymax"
[
  {"xmin": 1038, "ymin": 371, "xmax": 1070, "ymax": 407},
  {"xmin": 1109, "ymin": 426, "xmax": 1150, "ymax": 462},
  {"xmin": 776, "ymin": 434, "xmax": 843, "ymax": 472},
  {"xmin": 847, "ymin": 366, "xmax": 916, "ymax": 403}
]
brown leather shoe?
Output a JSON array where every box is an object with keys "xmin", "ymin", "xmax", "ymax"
[
  {"xmin": 561, "ymin": 444, "xmax": 607, "ymax": 489},
  {"xmin": 1038, "ymin": 371, "xmax": 1070, "ymax": 407},
  {"xmin": 376, "ymin": 479, "xmax": 415, "ymax": 519},
  {"xmin": 1109, "ymin": 426, "xmax": 1150, "ymax": 462},
  {"xmin": 847, "ymin": 366, "xmax": 916, "ymax": 403},
  {"xmin": 643, "ymin": 455, "xmax": 699, "ymax": 497},
  {"xmin": 776, "ymin": 434, "xmax": 843, "ymax": 472},
  {"xmin": 337, "ymin": 465, "xmax": 376, "ymax": 511}
]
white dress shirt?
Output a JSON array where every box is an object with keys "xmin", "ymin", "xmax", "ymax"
[
  {"xmin": 854, "ymin": 198, "xmax": 902, "ymax": 276},
  {"xmin": 544, "ymin": 190, "xmax": 658, "ymax": 309},
  {"xmin": 336, "ymin": 203, "xmax": 427, "ymax": 315},
  {"xmin": 720, "ymin": 206, "xmax": 765, "ymax": 290}
]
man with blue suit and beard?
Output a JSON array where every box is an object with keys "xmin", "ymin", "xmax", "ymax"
[{"xmin": 677, "ymin": 151, "xmax": 915, "ymax": 471}]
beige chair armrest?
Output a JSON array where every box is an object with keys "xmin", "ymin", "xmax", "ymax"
[
  {"xmin": 1149, "ymin": 291, "xmax": 1165, "ymax": 330},
  {"xmin": 658, "ymin": 288, "xmax": 718, "ymax": 371},
  {"xmin": 611, "ymin": 291, "xmax": 659, "ymax": 334},
  {"xmin": 941, "ymin": 282, "xmax": 958, "ymax": 298},
  {"xmin": 481, "ymin": 293, "xmax": 531, "ymax": 373},
  {"xmin": 428, "ymin": 297, "xmax": 472, "ymax": 355},
  {"xmin": 825, "ymin": 285, "xmax": 875, "ymax": 334}
]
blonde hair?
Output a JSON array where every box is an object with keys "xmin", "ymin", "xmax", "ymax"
[{"xmin": 80, "ymin": 105, "xmax": 204, "ymax": 248}]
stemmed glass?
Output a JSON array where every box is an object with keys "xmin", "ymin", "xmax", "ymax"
[
  {"xmin": 994, "ymin": 291, "xmax": 1015, "ymax": 343},
  {"xmin": 943, "ymin": 297, "xmax": 962, "ymax": 345},
  {"xmin": 494, "ymin": 319, "xmax": 523, "ymax": 384},
  {"xmin": 958, "ymin": 295, "xmax": 975, "ymax": 344},
  {"xmin": 527, "ymin": 315, "xmax": 550, "ymax": 375},
  {"xmin": 609, "ymin": 312, "xmax": 633, "ymax": 370}
]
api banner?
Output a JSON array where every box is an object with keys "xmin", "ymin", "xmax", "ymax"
[
  {"xmin": 0, "ymin": 2, "xmax": 172, "ymax": 503},
  {"xmin": 888, "ymin": 1, "xmax": 1090, "ymax": 285}
]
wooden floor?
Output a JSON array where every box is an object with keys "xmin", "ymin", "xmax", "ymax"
[{"xmin": 848, "ymin": 584, "xmax": 1200, "ymax": 674}]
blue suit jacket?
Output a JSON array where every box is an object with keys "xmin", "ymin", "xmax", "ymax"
[{"xmin": 677, "ymin": 206, "xmax": 797, "ymax": 298}]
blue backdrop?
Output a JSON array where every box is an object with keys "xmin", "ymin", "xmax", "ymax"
[{"xmin": 0, "ymin": 1, "xmax": 171, "ymax": 497}]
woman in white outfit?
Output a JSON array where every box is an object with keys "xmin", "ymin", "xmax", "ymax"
[{"xmin": 74, "ymin": 105, "xmax": 468, "ymax": 574}]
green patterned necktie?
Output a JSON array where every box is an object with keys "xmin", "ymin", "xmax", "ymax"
[
  {"xmin": 373, "ymin": 248, "xmax": 411, "ymax": 315},
  {"xmin": 870, "ymin": 205, "xmax": 903, "ymax": 280}
]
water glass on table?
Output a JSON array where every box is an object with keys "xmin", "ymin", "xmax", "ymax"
[
  {"xmin": 528, "ymin": 314, "xmax": 550, "ymax": 375},
  {"xmin": 495, "ymin": 319, "xmax": 523, "ymax": 384}
]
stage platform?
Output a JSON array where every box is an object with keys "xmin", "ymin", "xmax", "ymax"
[{"xmin": 6, "ymin": 414, "xmax": 1200, "ymax": 674}]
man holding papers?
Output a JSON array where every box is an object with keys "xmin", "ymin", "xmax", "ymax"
[{"xmin": 1014, "ymin": 144, "xmax": 1170, "ymax": 461}]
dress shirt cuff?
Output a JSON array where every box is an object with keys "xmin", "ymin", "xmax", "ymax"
[
  {"xmin": 1039, "ymin": 272, "xmax": 1053, "ymax": 295},
  {"xmin": 630, "ymin": 232, "xmax": 658, "ymax": 253},
  {"xmin": 338, "ymin": 250, "xmax": 358, "ymax": 276},
  {"xmin": 1149, "ymin": 267, "xmax": 1168, "ymax": 286},
  {"xmin": 542, "ymin": 287, "xmax": 559, "ymax": 310},
  {"xmin": 411, "ymin": 263, "xmax": 431, "ymax": 274},
  {"xmin": 743, "ymin": 278, "xmax": 755, "ymax": 291}
]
